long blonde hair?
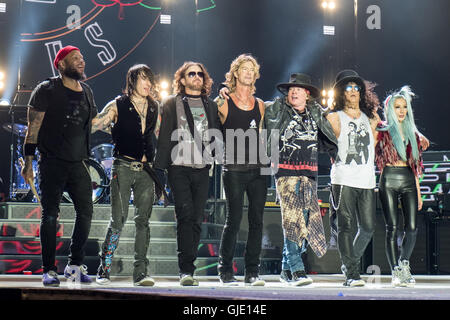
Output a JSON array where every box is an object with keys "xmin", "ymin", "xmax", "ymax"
[{"xmin": 224, "ymin": 54, "xmax": 260, "ymax": 94}]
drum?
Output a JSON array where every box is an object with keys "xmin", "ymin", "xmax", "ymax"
[
  {"xmin": 62, "ymin": 158, "xmax": 108, "ymax": 204},
  {"xmin": 91, "ymin": 144, "xmax": 115, "ymax": 179},
  {"xmin": 91, "ymin": 143, "xmax": 114, "ymax": 161}
]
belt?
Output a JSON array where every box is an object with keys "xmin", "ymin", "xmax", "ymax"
[{"xmin": 114, "ymin": 158, "xmax": 145, "ymax": 172}]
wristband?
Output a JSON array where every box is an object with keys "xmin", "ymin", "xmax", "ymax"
[{"xmin": 23, "ymin": 143, "xmax": 37, "ymax": 157}]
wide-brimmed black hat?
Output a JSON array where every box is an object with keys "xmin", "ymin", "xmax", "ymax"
[
  {"xmin": 277, "ymin": 73, "xmax": 320, "ymax": 98},
  {"xmin": 333, "ymin": 69, "xmax": 366, "ymax": 93}
]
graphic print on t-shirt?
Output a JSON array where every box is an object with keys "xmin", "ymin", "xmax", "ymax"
[{"xmin": 337, "ymin": 120, "xmax": 371, "ymax": 165}]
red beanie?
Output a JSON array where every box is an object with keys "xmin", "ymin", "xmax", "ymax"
[{"xmin": 53, "ymin": 45, "xmax": 80, "ymax": 70}]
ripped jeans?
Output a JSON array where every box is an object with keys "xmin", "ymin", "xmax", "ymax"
[
  {"xmin": 99, "ymin": 159, "xmax": 154, "ymax": 280},
  {"xmin": 281, "ymin": 206, "xmax": 309, "ymax": 273}
]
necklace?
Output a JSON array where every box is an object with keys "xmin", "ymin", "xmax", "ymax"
[
  {"xmin": 234, "ymin": 92, "xmax": 252, "ymax": 110},
  {"xmin": 344, "ymin": 106, "xmax": 361, "ymax": 119},
  {"xmin": 131, "ymin": 98, "xmax": 147, "ymax": 119}
]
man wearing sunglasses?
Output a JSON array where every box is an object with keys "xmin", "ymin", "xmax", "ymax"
[
  {"xmin": 326, "ymin": 70, "xmax": 381, "ymax": 287},
  {"xmin": 155, "ymin": 62, "xmax": 220, "ymax": 286}
]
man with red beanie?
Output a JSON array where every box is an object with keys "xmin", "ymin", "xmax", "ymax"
[{"xmin": 21, "ymin": 45, "xmax": 97, "ymax": 286}]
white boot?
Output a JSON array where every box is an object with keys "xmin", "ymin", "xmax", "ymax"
[
  {"xmin": 391, "ymin": 266, "xmax": 406, "ymax": 287},
  {"xmin": 399, "ymin": 260, "xmax": 415, "ymax": 287}
]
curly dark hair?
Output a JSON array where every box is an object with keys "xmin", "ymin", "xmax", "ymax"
[
  {"xmin": 172, "ymin": 61, "xmax": 213, "ymax": 96},
  {"xmin": 333, "ymin": 80, "xmax": 380, "ymax": 119}
]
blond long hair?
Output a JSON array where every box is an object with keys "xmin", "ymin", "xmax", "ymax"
[
  {"xmin": 224, "ymin": 54, "xmax": 260, "ymax": 94},
  {"xmin": 172, "ymin": 61, "xmax": 213, "ymax": 96}
]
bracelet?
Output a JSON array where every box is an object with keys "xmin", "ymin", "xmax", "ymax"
[{"xmin": 23, "ymin": 143, "xmax": 37, "ymax": 157}]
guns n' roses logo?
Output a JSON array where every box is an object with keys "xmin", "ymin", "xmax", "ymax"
[
  {"xmin": 20, "ymin": 1, "xmax": 162, "ymax": 82},
  {"xmin": 17, "ymin": 0, "xmax": 216, "ymax": 92}
]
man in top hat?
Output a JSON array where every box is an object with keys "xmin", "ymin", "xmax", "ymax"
[
  {"xmin": 326, "ymin": 70, "xmax": 429, "ymax": 287},
  {"xmin": 326, "ymin": 69, "xmax": 380, "ymax": 287},
  {"xmin": 21, "ymin": 45, "xmax": 97, "ymax": 287},
  {"xmin": 264, "ymin": 73, "xmax": 337, "ymax": 285}
]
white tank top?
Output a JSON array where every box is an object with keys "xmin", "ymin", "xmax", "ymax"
[{"xmin": 330, "ymin": 111, "xmax": 376, "ymax": 189}]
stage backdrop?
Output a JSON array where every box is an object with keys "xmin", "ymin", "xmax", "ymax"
[{"xmin": 0, "ymin": 0, "xmax": 449, "ymax": 195}]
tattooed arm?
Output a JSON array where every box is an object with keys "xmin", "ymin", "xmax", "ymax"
[
  {"xmin": 214, "ymin": 95, "xmax": 228, "ymax": 125},
  {"xmin": 21, "ymin": 108, "xmax": 45, "ymax": 182},
  {"xmin": 91, "ymin": 100, "xmax": 118, "ymax": 134}
]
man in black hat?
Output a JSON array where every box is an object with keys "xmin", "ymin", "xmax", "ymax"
[
  {"xmin": 326, "ymin": 69, "xmax": 380, "ymax": 287},
  {"xmin": 264, "ymin": 73, "xmax": 337, "ymax": 286}
]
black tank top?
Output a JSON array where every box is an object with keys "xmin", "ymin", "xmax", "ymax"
[{"xmin": 222, "ymin": 96, "xmax": 262, "ymax": 170}]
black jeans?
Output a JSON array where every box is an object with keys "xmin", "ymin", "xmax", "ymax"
[
  {"xmin": 331, "ymin": 184, "xmax": 375, "ymax": 278},
  {"xmin": 219, "ymin": 169, "xmax": 267, "ymax": 275},
  {"xmin": 39, "ymin": 157, "xmax": 93, "ymax": 273},
  {"xmin": 378, "ymin": 166, "xmax": 418, "ymax": 270},
  {"xmin": 168, "ymin": 165, "xmax": 210, "ymax": 275}
]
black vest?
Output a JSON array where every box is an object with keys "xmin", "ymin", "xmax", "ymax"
[{"xmin": 112, "ymin": 95, "xmax": 158, "ymax": 161}]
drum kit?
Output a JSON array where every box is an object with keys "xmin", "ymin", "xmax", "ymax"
[{"xmin": 3, "ymin": 120, "xmax": 114, "ymax": 204}]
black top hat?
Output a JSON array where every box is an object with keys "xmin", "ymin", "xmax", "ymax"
[
  {"xmin": 333, "ymin": 69, "xmax": 366, "ymax": 94},
  {"xmin": 277, "ymin": 73, "xmax": 320, "ymax": 98}
]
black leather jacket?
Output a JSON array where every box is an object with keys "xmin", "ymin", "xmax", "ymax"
[{"xmin": 264, "ymin": 97, "xmax": 337, "ymax": 160}]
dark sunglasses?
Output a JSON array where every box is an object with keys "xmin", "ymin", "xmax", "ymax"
[
  {"xmin": 345, "ymin": 85, "xmax": 361, "ymax": 92},
  {"xmin": 187, "ymin": 71, "xmax": 204, "ymax": 78}
]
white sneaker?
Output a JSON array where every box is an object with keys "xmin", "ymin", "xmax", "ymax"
[
  {"xmin": 391, "ymin": 266, "xmax": 406, "ymax": 287},
  {"xmin": 343, "ymin": 278, "xmax": 365, "ymax": 287},
  {"xmin": 134, "ymin": 276, "xmax": 155, "ymax": 287},
  {"xmin": 291, "ymin": 271, "xmax": 313, "ymax": 286},
  {"xmin": 244, "ymin": 274, "xmax": 266, "ymax": 286},
  {"xmin": 96, "ymin": 276, "xmax": 111, "ymax": 285}
]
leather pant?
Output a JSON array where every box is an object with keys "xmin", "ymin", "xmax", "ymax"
[
  {"xmin": 331, "ymin": 184, "xmax": 376, "ymax": 278},
  {"xmin": 379, "ymin": 166, "xmax": 418, "ymax": 270}
]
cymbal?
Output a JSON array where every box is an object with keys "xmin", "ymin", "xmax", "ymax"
[{"xmin": 2, "ymin": 123, "xmax": 27, "ymax": 136}]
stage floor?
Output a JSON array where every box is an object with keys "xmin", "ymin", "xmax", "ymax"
[{"xmin": 2, "ymin": 274, "xmax": 450, "ymax": 301}]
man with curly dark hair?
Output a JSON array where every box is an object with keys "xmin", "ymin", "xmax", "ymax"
[{"xmin": 326, "ymin": 70, "xmax": 381, "ymax": 287}]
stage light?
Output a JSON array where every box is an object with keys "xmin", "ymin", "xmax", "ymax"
[
  {"xmin": 321, "ymin": 1, "xmax": 337, "ymax": 10},
  {"xmin": 328, "ymin": 89, "xmax": 334, "ymax": 98},
  {"xmin": 322, "ymin": 89, "xmax": 327, "ymax": 97},
  {"xmin": 0, "ymin": 3, "xmax": 6, "ymax": 13},
  {"xmin": 0, "ymin": 98, "xmax": 10, "ymax": 106},
  {"xmin": 323, "ymin": 25, "xmax": 335, "ymax": 35},
  {"xmin": 160, "ymin": 80, "xmax": 169, "ymax": 90},
  {"xmin": 160, "ymin": 14, "xmax": 171, "ymax": 24},
  {"xmin": 161, "ymin": 90, "xmax": 168, "ymax": 99},
  {"xmin": 0, "ymin": 71, "xmax": 5, "ymax": 91}
]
